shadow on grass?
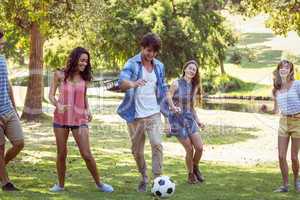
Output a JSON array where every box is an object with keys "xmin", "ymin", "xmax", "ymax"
[
  {"xmin": 164, "ymin": 124, "xmax": 258, "ymax": 145},
  {"xmin": 240, "ymin": 46, "xmax": 282, "ymax": 69},
  {"xmin": 21, "ymin": 116, "xmax": 259, "ymax": 152},
  {"xmin": 226, "ymin": 45, "xmax": 282, "ymax": 69},
  {"xmin": 88, "ymin": 119, "xmax": 259, "ymax": 146},
  {"xmin": 239, "ymin": 33, "xmax": 274, "ymax": 46}
]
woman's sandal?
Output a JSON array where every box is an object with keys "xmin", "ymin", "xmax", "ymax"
[{"xmin": 187, "ymin": 172, "xmax": 199, "ymax": 184}]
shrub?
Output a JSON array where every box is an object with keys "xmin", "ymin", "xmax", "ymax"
[
  {"xmin": 213, "ymin": 74, "xmax": 242, "ymax": 92},
  {"xmin": 229, "ymin": 49, "xmax": 242, "ymax": 64}
]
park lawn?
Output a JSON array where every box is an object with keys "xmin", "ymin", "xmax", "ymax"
[
  {"xmin": 216, "ymin": 80, "xmax": 271, "ymax": 97},
  {"xmin": 0, "ymin": 104, "xmax": 298, "ymax": 200}
]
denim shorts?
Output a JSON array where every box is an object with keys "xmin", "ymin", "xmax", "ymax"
[{"xmin": 53, "ymin": 123, "xmax": 88, "ymax": 130}]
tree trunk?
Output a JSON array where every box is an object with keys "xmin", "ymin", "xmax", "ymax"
[
  {"xmin": 18, "ymin": 49, "xmax": 25, "ymax": 66},
  {"xmin": 220, "ymin": 57, "xmax": 226, "ymax": 74},
  {"xmin": 21, "ymin": 23, "xmax": 44, "ymax": 121}
]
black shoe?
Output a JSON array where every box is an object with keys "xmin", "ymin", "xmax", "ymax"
[{"xmin": 2, "ymin": 182, "xmax": 20, "ymax": 191}]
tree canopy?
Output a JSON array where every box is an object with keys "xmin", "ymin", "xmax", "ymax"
[{"xmin": 237, "ymin": 0, "xmax": 300, "ymax": 36}]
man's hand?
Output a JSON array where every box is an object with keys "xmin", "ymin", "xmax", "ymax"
[
  {"xmin": 170, "ymin": 106, "xmax": 181, "ymax": 113},
  {"xmin": 15, "ymin": 110, "xmax": 20, "ymax": 119},
  {"xmin": 132, "ymin": 79, "xmax": 147, "ymax": 88}
]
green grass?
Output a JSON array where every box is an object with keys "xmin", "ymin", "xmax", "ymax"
[
  {"xmin": 238, "ymin": 33, "xmax": 274, "ymax": 46},
  {"xmin": 238, "ymin": 47, "xmax": 282, "ymax": 69},
  {"xmin": 220, "ymin": 29, "xmax": 300, "ymax": 97},
  {"xmin": 2, "ymin": 130, "xmax": 299, "ymax": 200},
  {"xmin": 217, "ymin": 82, "xmax": 271, "ymax": 97},
  {"xmin": 166, "ymin": 125, "xmax": 258, "ymax": 145},
  {"xmin": 1, "ymin": 97, "xmax": 294, "ymax": 199},
  {"xmin": 3, "ymin": 158, "xmax": 300, "ymax": 200}
]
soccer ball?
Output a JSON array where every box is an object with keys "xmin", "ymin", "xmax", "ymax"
[{"xmin": 151, "ymin": 176, "xmax": 175, "ymax": 198}]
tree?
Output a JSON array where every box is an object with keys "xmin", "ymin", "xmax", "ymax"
[
  {"xmin": 0, "ymin": 0, "xmax": 91, "ymax": 121},
  {"xmin": 83, "ymin": 0, "xmax": 236, "ymax": 78},
  {"xmin": 237, "ymin": 0, "xmax": 300, "ymax": 36},
  {"xmin": 0, "ymin": 22, "xmax": 29, "ymax": 66}
]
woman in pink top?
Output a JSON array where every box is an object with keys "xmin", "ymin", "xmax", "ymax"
[{"xmin": 48, "ymin": 47, "xmax": 113, "ymax": 193}]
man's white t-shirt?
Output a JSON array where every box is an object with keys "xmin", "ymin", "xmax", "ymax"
[{"xmin": 135, "ymin": 66, "xmax": 160, "ymax": 118}]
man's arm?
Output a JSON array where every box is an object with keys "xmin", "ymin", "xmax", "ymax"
[
  {"xmin": 160, "ymin": 64, "xmax": 168, "ymax": 94},
  {"xmin": 118, "ymin": 61, "xmax": 145, "ymax": 91},
  {"xmin": 119, "ymin": 79, "xmax": 146, "ymax": 91}
]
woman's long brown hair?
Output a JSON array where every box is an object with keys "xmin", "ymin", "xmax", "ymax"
[
  {"xmin": 64, "ymin": 47, "xmax": 92, "ymax": 82},
  {"xmin": 181, "ymin": 60, "xmax": 201, "ymax": 103},
  {"xmin": 272, "ymin": 60, "xmax": 294, "ymax": 97}
]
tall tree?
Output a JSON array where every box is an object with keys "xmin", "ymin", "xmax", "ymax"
[{"xmin": 0, "ymin": 0, "xmax": 91, "ymax": 121}]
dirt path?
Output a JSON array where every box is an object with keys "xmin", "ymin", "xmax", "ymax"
[{"xmin": 164, "ymin": 109, "xmax": 281, "ymax": 165}]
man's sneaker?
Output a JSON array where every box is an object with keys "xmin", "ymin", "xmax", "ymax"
[
  {"xmin": 138, "ymin": 181, "xmax": 147, "ymax": 192},
  {"xmin": 2, "ymin": 182, "xmax": 19, "ymax": 191},
  {"xmin": 273, "ymin": 185, "xmax": 288, "ymax": 193},
  {"xmin": 49, "ymin": 184, "xmax": 64, "ymax": 192},
  {"xmin": 97, "ymin": 183, "xmax": 114, "ymax": 193}
]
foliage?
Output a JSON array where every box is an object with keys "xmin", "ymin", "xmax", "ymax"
[
  {"xmin": 10, "ymin": 74, "xmax": 50, "ymax": 87},
  {"xmin": 238, "ymin": 0, "xmax": 300, "ymax": 36},
  {"xmin": 79, "ymin": 0, "xmax": 236, "ymax": 77},
  {"xmin": 0, "ymin": 0, "xmax": 87, "ymax": 60},
  {"xmin": 229, "ymin": 48, "xmax": 243, "ymax": 64},
  {"xmin": 213, "ymin": 74, "xmax": 242, "ymax": 92}
]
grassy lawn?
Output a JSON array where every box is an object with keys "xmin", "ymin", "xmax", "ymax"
[
  {"xmin": 1, "ymin": 117, "xmax": 298, "ymax": 200},
  {"xmin": 1, "ymin": 96, "xmax": 298, "ymax": 200},
  {"xmin": 3, "ymin": 155, "xmax": 300, "ymax": 200},
  {"xmin": 220, "ymin": 14, "xmax": 300, "ymax": 97},
  {"xmin": 216, "ymin": 81, "xmax": 271, "ymax": 97}
]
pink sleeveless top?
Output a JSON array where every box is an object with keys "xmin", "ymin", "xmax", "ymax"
[{"xmin": 53, "ymin": 74, "xmax": 88, "ymax": 126}]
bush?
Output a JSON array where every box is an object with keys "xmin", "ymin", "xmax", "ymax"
[
  {"xmin": 229, "ymin": 49, "xmax": 242, "ymax": 64},
  {"xmin": 244, "ymin": 47, "xmax": 257, "ymax": 62},
  {"xmin": 202, "ymin": 79, "xmax": 215, "ymax": 94},
  {"xmin": 296, "ymin": 67, "xmax": 300, "ymax": 80},
  {"xmin": 213, "ymin": 74, "xmax": 242, "ymax": 92}
]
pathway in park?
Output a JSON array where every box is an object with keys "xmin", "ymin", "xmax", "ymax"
[{"xmin": 164, "ymin": 109, "xmax": 280, "ymax": 165}]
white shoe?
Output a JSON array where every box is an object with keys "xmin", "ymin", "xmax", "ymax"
[
  {"xmin": 97, "ymin": 183, "xmax": 114, "ymax": 193},
  {"xmin": 50, "ymin": 184, "xmax": 64, "ymax": 192}
]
